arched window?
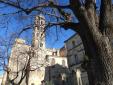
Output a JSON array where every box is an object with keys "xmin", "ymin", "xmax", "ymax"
[
  {"xmin": 45, "ymin": 55, "xmax": 49, "ymax": 61},
  {"xmin": 51, "ymin": 58, "xmax": 55, "ymax": 65},
  {"xmin": 40, "ymin": 20, "xmax": 45, "ymax": 29},
  {"xmin": 40, "ymin": 43, "xmax": 43, "ymax": 47},
  {"xmin": 40, "ymin": 20, "xmax": 43, "ymax": 25},
  {"xmin": 62, "ymin": 60, "xmax": 65, "ymax": 67},
  {"xmin": 31, "ymin": 83, "xmax": 35, "ymax": 85},
  {"xmin": 75, "ymin": 55, "xmax": 78, "ymax": 64}
]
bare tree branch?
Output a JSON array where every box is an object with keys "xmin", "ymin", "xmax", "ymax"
[
  {"xmin": 0, "ymin": 0, "xmax": 70, "ymax": 15},
  {"xmin": 18, "ymin": 24, "xmax": 33, "ymax": 37},
  {"xmin": 44, "ymin": 22, "xmax": 80, "ymax": 33},
  {"xmin": 0, "ymin": 0, "xmax": 25, "ymax": 11},
  {"xmin": 0, "ymin": 10, "xmax": 23, "ymax": 16}
]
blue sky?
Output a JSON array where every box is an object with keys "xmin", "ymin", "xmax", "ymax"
[{"xmin": 46, "ymin": 27, "xmax": 75, "ymax": 48}]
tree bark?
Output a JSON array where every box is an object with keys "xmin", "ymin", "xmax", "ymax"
[
  {"xmin": 69, "ymin": 0, "xmax": 113, "ymax": 84},
  {"xmin": 80, "ymin": 18, "xmax": 113, "ymax": 85},
  {"xmin": 76, "ymin": 26, "xmax": 103, "ymax": 85},
  {"xmin": 80, "ymin": 16, "xmax": 113, "ymax": 85},
  {"xmin": 74, "ymin": 22, "xmax": 113, "ymax": 85}
]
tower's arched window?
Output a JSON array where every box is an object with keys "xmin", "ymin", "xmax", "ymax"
[
  {"xmin": 40, "ymin": 20, "xmax": 43, "ymax": 25},
  {"xmin": 40, "ymin": 20, "xmax": 45, "ymax": 26}
]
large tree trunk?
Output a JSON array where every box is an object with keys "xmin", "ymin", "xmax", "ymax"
[
  {"xmin": 78, "ymin": 27, "xmax": 113, "ymax": 85},
  {"xmin": 79, "ymin": 18, "xmax": 113, "ymax": 85},
  {"xmin": 70, "ymin": 0, "xmax": 113, "ymax": 84},
  {"xmin": 76, "ymin": 27, "xmax": 103, "ymax": 85},
  {"xmin": 91, "ymin": 29, "xmax": 113, "ymax": 85},
  {"xmin": 99, "ymin": 0, "xmax": 113, "ymax": 41}
]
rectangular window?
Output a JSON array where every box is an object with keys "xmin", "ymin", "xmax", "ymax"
[
  {"xmin": 72, "ymin": 41, "xmax": 75, "ymax": 47},
  {"xmin": 75, "ymin": 55, "xmax": 78, "ymax": 64}
]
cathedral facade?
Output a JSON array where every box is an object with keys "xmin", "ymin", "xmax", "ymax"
[{"xmin": 2, "ymin": 15, "xmax": 69, "ymax": 85}]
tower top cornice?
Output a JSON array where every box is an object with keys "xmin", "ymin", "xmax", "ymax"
[{"xmin": 35, "ymin": 14, "xmax": 45, "ymax": 20}]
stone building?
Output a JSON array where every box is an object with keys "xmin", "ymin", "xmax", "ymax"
[
  {"xmin": 59, "ymin": 46, "xmax": 67, "ymax": 57},
  {"xmin": 64, "ymin": 34, "xmax": 89, "ymax": 85},
  {"xmin": 44, "ymin": 64, "xmax": 69, "ymax": 85},
  {"xmin": 2, "ymin": 15, "xmax": 69, "ymax": 85}
]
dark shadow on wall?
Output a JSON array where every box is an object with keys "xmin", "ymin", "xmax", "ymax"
[{"xmin": 42, "ymin": 64, "xmax": 71, "ymax": 85}]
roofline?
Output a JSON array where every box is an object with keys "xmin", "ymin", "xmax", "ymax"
[{"xmin": 64, "ymin": 33, "xmax": 77, "ymax": 43}]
